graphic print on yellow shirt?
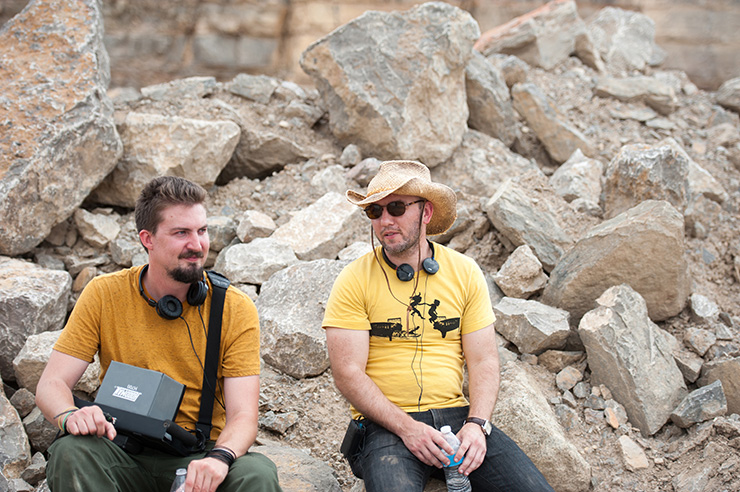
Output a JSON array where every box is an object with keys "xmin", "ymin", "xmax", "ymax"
[
  {"xmin": 322, "ymin": 243, "xmax": 495, "ymax": 419},
  {"xmin": 370, "ymin": 295, "xmax": 460, "ymax": 341}
]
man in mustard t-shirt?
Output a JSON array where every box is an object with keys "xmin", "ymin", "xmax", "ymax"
[
  {"xmin": 36, "ymin": 176, "xmax": 281, "ymax": 492},
  {"xmin": 323, "ymin": 161, "xmax": 554, "ymax": 492}
]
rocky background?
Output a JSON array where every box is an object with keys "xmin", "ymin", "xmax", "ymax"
[
  {"xmin": 0, "ymin": 0, "xmax": 739, "ymax": 91},
  {"xmin": 2, "ymin": 1, "xmax": 740, "ymax": 492}
]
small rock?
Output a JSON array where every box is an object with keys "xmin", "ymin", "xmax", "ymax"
[
  {"xmin": 556, "ymin": 365, "xmax": 583, "ymax": 392},
  {"xmin": 619, "ymin": 435, "xmax": 649, "ymax": 471}
]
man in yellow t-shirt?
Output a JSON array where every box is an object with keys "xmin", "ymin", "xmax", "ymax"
[
  {"xmin": 323, "ymin": 160, "xmax": 553, "ymax": 492},
  {"xmin": 36, "ymin": 176, "xmax": 281, "ymax": 492}
]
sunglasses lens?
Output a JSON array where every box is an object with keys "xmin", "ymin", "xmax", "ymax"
[
  {"xmin": 364, "ymin": 205, "xmax": 382, "ymax": 219},
  {"xmin": 364, "ymin": 200, "xmax": 422, "ymax": 219},
  {"xmin": 386, "ymin": 201, "xmax": 407, "ymax": 217}
]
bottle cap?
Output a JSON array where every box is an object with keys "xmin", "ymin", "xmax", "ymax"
[
  {"xmin": 440, "ymin": 425, "xmax": 451, "ymax": 433},
  {"xmin": 175, "ymin": 468, "xmax": 187, "ymax": 476}
]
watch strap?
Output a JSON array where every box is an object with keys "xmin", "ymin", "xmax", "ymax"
[{"xmin": 464, "ymin": 417, "xmax": 492, "ymax": 436}]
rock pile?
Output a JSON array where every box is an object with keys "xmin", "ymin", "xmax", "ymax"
[{"xmin": 2, "ymin": 1, "xmax": 740, "ymax": 491}]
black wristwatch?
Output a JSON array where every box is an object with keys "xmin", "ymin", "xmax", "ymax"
[{"xmin": 464, "ymin": 417, "xmax": 492, "ymax": 436}]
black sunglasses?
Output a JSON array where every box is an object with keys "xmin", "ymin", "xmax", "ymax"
[{"xmin": 363, "ymin": 199, "xmax": 424, "ymax": 220}]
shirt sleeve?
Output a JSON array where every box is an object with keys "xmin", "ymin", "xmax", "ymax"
[
  {"xmin": 460, "ymin": 258, "xmax": 496, "ymax": 335},
  {"xmin": 322, "ymin": 264, "xmax": 371, "ymax": 331},
  {"xmin": 220, "ymin": 287, "xmax": 261, "ymax": 378},
  {"xmin": 54, "ymin": 278, "xmax": 102, "ymax": 363}
]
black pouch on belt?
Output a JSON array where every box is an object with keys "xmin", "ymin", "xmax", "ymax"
[{"xmin": 340, "ymin": 418, "xmax": 366, "ymax": 460}]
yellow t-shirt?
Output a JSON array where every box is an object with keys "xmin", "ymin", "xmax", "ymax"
[
  {"xmin": 322, "ymin": 243, "xmax": 495, "ymax": 418},
  {"xmin": 54, "ymin": 265, "xmax": 260, "ymax": 440}
]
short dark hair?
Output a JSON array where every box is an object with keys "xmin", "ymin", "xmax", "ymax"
[{"xmin": 135, "ymin": 176, "xmax": 207, "ymax": 236}]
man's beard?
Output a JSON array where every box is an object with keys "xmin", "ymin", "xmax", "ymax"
[
  {"xmin": 169, "ymin": 251, "xmax": 204, "ymax": 284},
  {"xmin": 379, "ymin": 219, "xmax": 421, "ymax": 256}
]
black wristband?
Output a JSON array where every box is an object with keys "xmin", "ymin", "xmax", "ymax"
[{"xmin": 206, "ymin": 448, "xmax": 235, "ymax": 467}]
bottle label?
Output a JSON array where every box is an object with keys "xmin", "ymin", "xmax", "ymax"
[{"xmin": 444, "ymin": 452, "xmax": 465, "ymax": 467}]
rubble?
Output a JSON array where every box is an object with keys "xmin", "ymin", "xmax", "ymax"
[{"xmin": 2, "ymin": 0, "xmax": 740, "ymax": 491}]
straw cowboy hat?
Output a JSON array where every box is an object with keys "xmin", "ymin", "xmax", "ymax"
[{"xmin": 346, "ymin": 160, "xmax": 457, "ymax": 236}]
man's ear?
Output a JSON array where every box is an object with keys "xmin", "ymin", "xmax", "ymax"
[
  {"xmin": 139, "ymin": 229, "xmax": 153, "ymax": 252},
  {"xmin": 423, "ymin": 201, "xmax": 434, "ymax": 226}
]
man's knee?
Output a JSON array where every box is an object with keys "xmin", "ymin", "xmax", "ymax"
[
  {"xmin": 47, "ymin": 435, "xmax": 125, "ymax": 489},
  {"xmin": 48, "ymin": 435, "xmax": 110, "ymax": 469},
  {"xmin": 222, "ymin": 452, "xmax": 281, "ymax": 491}
]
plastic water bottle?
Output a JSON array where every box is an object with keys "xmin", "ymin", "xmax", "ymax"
[
  {"xmin": 440, "ymin": 425, "xmax": 472, "ymax": 492},
  {"xmin": 169, "ymin": 468, "xmax": 187, "ymax": 492}
]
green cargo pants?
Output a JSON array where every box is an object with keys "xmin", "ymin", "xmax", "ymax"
[{"xmin": 47, "ymin": 435, "xmax": 281, "ymax": 492}]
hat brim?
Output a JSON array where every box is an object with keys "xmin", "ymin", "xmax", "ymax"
[{"xmin": 347, "ymin": 176, "xmax": 457, "ymax": 236}]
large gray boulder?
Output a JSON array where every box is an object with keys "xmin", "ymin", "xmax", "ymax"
[
  {"xmin": 0, "ymin": 391, "xmax": 32, "ymax": 479},
  {"xmin": 493, "ymin": 298, "xmax": 571, "ymax": 355},
  {"xmin": 548, "ymin": 149, "xmax": 603, "ymax": 212},
  {"xmin": 485, "ymin": 170, "xmax": 574, "ymax": 272},
  {"xmin": 271, "ymin": 192, "xmax": 363, "ymax": 261},
  {"xmin": 698, "ymin": 357, "xmax": 740, "ymax": 415},
  {"xmin": 716, "ymin": 77, "xmax": 740, "ymax": 113},
  {"xmin": 494, "ymin": 361, "xmax": 591, "ymax": 492},
  {"xmin": 13, "ymin": 330, "xmax": 101, "ymax": 395},
  {"xmin": 603, "ymin": 138, "xmax": 690, "ymax": 219},
  {"xmin": 431, "ymin": 130, "xmax": 538, "ymax": 200},
  {"xmin": 594, "ymin": 76, "xmax": 678, "ymax": 116},
  {"xmin": 465, "ymin": 51, "xmax": 519, "ymax": 147},
  {"xmin": 217, "ymin": 74, "xmax": 340, "ymax": 181},
  {"xmin": 474, "ymin": 0, "xmax": 602, "ymax": 72},
  {"xmin": 90, "ymin": 112, "xmax": 240, "ymax": 208},
  {"xmin": 253, "ymin": 444, "xmax": 342, "ymax": 492},
  {"xmin": 542, "ymin": 200, "xmax": 689, "ymax": 322},
  {"xmin": 214, "ymin": 238, "xmax": 299, "ymax": 286},
  {"xmin": 578, "ymin": 285, "xmax": 687, "ymax": 436},
  {"xmin": 586, "ymin": 6, "xmax": 666, "ymax": 75},
  {"xmin": 256, "ymin": 259, "xmax": 347, "ymax": 379},
  {"xmin": 300, "ymin": 2, "xmax": 479, "ymax": 166},
  {"xmin": 0, "ymin": 258, "xmax": 71, "ymax": 383},
  {"xmin": 511, "ymin": 82, "xmax": 595, "ymax": 164},
  {"xmin": 0, "ymin": 0, "xmax": 122, "ymax": 256}
]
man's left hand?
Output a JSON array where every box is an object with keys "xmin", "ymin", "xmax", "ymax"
[
  {"xmin": 455, "ymin": 422, "xmax": 487, "ymax": 476},
  {"xmin": 184, "ymin": 457, "xmax": 229, "ymax": 492}
]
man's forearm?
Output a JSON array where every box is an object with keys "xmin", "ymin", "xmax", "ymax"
[
  {"xmin": 36, "ymin": 379, "xmax": 77, "ymax": 428},
  {"xmin": 334, "ymin": 366, "xmax": 418, "ymax": 436},
  {"xmin": 212, "ymin": 413, "xmax": 257, "ymax": 457},
  {"xmin": 36, "ymin": 351, "xmax": 91, "ymax": 425},
  {"xmin": 466, "ymin": 357, "xmax": 500, "ymax": 420}
]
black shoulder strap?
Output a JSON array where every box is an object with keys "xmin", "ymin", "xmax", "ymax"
[{"xmin": 196, "ymin": 271, "xmax": 231, "ymax": 440}]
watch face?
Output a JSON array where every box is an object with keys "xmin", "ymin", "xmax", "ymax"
[{"xmin": 483, "ymin": 421, "xmax": 492, "ymax": 435}]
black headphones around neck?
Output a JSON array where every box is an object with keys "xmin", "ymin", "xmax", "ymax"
[
  {"xmin": 138, "ymin": 265, "xmax": 209, "ymax": 320},
  {"xmin": 381, "ymin": 241, "xmax": 440, "ymax": 282}
]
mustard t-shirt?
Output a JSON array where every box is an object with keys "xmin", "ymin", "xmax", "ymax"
[
  {"xmin": 322, "ymin": 243, "xmax": 495, "ymax": 418},
  {"xmin": 54, "ymin": 265, "xmax": 260, "ymax": 440}
]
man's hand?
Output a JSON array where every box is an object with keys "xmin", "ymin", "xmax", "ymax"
[
  {"xmin": 184, "ymin": 457, "xmax": 229, "ymax": 492},
  {"xmin": 454, "ymin": 422, "xmax": 487, "ymax": 476},
  {"xmin": 64, "ymin": 405, "xmax": 116, "ymax": 440},
  {"xmin": 399, "ymin": 420, "xmax": 455, "ymax": 468}
]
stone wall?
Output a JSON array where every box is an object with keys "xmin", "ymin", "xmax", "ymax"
[{"xmin": 1, "ymin": 0, "xmax": 738, "ymax": 90}]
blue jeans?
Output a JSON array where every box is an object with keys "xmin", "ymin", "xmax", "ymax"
[{"xmin": 353, "ymin": 406, "xmax": 554, "ymax": 492}]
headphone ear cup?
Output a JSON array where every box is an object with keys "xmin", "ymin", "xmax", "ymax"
[
  {"xmin": 187, "ymin": 280, "xmax": 209, "ymax": 306},
  {"xmin": 422, "ymin": 257, "xmax": 439, "ymax": 275},
  {"xmin": 396, "ymin": 263, "xmax": 415, "ymax": 282},
  {"xmin": 156, "ymin": 295, "xmax": 183, "ymax": 320}
]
